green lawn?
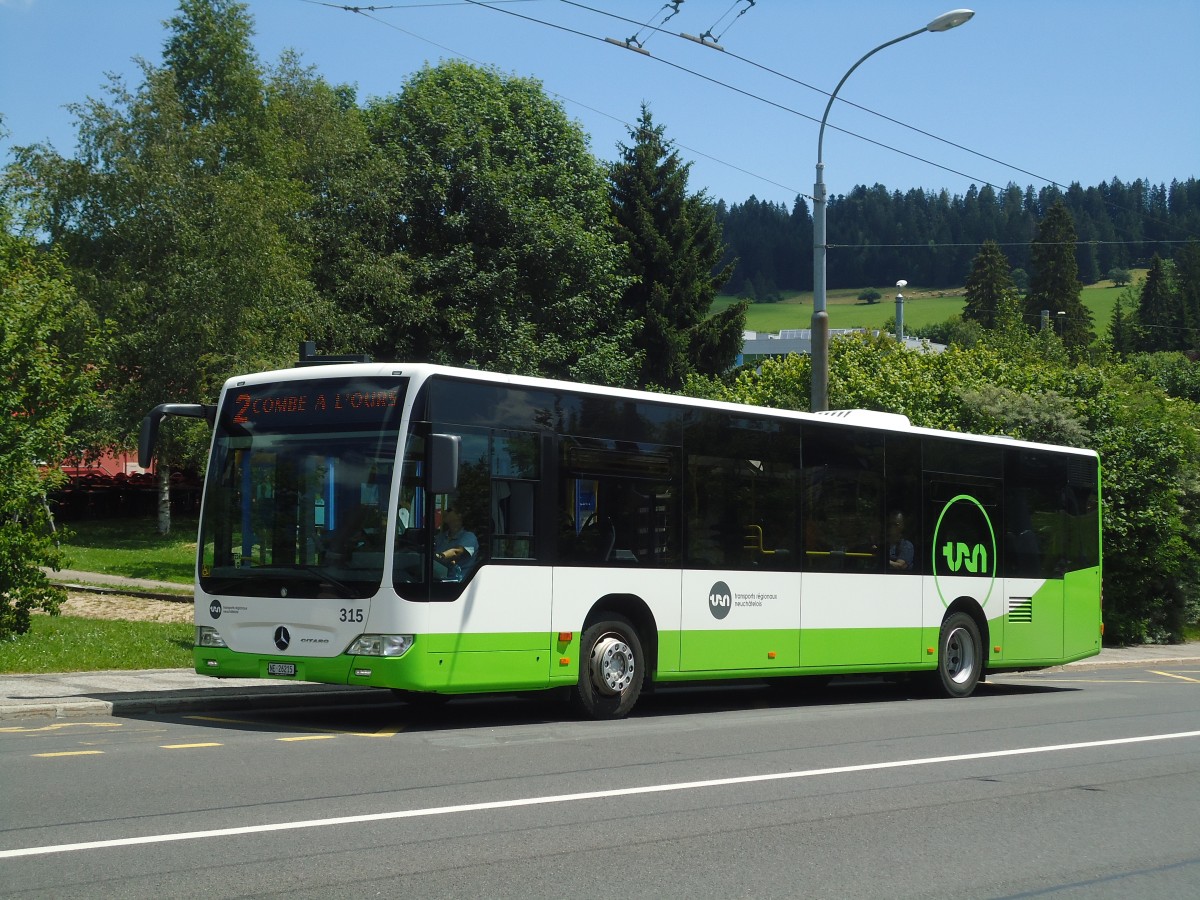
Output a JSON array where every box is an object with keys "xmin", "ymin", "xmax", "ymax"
[
  {"xmin": 57, "ymin": 516, "xmax": 198, "ymax": 585},
  {"xmin": 0, "ymin": 516, "xmax": 198, "ymax": 674},
  {"xmin": 0, "ymin": 615, "xmax": 194, "ymax": 673},
  {"xmin": 719, "ymin": 276, "xmax": 1139, "ymax": 336}
]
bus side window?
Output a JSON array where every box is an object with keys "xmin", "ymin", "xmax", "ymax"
[
  {"xmin": 558, "ymin": 440, "xmax": 680, "ymax": 567},
  {"xmin": 802, "ymin": 424, "xmax": 884, "ymax": 573},
  {"xmin": 683, "ymin": 417, "xmax": 799, "ymax": 571},
  {"xmin": 490, "ymin": 432, "xmax": 539, "ymax": 560},
  {"xmin": 885, "ymin": 434, "xmax": 922, "ymax": 574}
]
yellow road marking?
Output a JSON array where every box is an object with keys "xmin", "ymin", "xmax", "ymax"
[
  {"xmin": 365, "ymin": 725, "xmax": 405, "ymax": 738},
  {"xmin": 1, "ymin": 722, "xmax": 122, "ymax": 734},
  {"xmin": 185, "ymin": 713, "xmax": 404, "ymax": 738},
  {"xmin": 1150, "ymin": 670, "xmax": 1200, "ymax": 683},
  {"xmin": 160, "ymin": 742, "xmax": 223, "ymax": 750},
  {"xmin": 277, "ymin": 735, "xmax": 337, "ymax": 742},
  {"xmin": 33, "ymin": 750, "xmax": 105, "ymax": 758}
]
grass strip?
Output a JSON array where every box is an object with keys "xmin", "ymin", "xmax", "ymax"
[
  {"xmin": 56, "ymin": 517, "xmax": 198, "ymax": 585},
  {"xmin": 0, "ymin": 616, "xmax": 193, "ymax": 674}
]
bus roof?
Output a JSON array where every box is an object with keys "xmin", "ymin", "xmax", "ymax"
[{"xmin": 222, "ymin": 361, "xmax": 1099, "ymax": 460}]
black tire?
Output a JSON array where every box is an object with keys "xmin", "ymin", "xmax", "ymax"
[
  {"xmin": 935, "ymin": 611, "xmax": 983, "ymax": 698},
  {"xmin": 574, "ymin": 616, "xmax": 645, "ymax": 720}
]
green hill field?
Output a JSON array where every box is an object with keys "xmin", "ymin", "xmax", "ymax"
[{"xmin": 717, "ymin": 274, "xmax": 1140, "ymax": 336}]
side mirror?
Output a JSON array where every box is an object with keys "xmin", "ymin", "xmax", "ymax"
[
  {"xmin": 138, "ymin": 403, "xmax": 215, "ymax": 469},
  {"xmin": 428, "ymin": 433, "xmax": 460, "ymax": 495}
]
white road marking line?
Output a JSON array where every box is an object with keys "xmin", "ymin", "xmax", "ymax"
[{"xmin": 3, "ymin": 729, "xmax": 1198, "ymax": 859}]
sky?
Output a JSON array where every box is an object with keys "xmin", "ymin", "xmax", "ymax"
[{"xmin": 2, "ymin": 0, "xmax": 1198, "ymax": 208}]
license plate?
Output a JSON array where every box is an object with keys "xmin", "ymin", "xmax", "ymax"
[{"xmin": 267, "ymin": 662, "xmax": 296, "ymax": 677}]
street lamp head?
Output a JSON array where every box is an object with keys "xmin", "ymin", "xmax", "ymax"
[{"xmin": 926, "ymin": 9, "xmax": 975, "ymax": 32}]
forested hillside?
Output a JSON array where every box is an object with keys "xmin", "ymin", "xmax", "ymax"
[{"xmin": 718, "ymin": 178, "xmax": 1200, "ymax": 296}]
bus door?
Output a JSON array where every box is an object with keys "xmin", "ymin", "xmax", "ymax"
[
  {"xmin": 799, "ymin": 426, "xmax": 921, "ymax": 668},
  {"xmin": 681, "ymin": 422, "xmax": 801, "ymax": 672}
]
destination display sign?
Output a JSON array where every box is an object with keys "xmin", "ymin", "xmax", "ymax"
[{"xmin": 222, "ymin": 377, "xmax": 407, "ymax": 432}]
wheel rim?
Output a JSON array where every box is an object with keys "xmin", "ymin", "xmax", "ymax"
[
  {"xmin": 944, "ymin": 625, "xmax": 977, "ymax": 684},
  {"xmin": 590, "ymin": 633, "xmax": 636, "ymax": 695}
]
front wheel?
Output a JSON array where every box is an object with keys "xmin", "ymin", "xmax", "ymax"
[
  {"xmin": 936, "ymin": 612, "xmax": 983, "ymax": 698},
  {"xmin": 574, "ymin": 616, "xmax": 645, "ymax": 720}
]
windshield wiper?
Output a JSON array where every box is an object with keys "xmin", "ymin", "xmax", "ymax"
[{"xmin": 264, "ymin": 565, "xmax": 364, "ymax": 599}]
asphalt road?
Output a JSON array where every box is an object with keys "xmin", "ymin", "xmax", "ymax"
[{"xmin": 3, "ymin": 668, "xmax": 1199, "ymax": 899}]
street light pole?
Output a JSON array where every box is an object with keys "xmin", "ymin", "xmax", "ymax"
[{"xmin": 810, "ymin": 9, "xmax": 974, "ymax": 412}]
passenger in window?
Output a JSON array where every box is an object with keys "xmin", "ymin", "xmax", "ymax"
[
  {"xmin": 886, "ymin": 511, "xmax": 915, "ymax": 571},
  {"xmin": 435, "ymin": 506, "xmax": 479, "ymax": 581}
]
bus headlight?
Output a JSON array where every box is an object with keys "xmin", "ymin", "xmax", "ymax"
[
  {"xmin": 347, "ymin": 634, "xmax": 414, "ymax": 657},
  {"xmin": 196, "ymin": 626, "xmax": 227, "ymax": 648}
]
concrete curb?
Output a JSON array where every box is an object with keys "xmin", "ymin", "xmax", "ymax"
[{"xmin": 0, "ymin": 686, "xmax": 386, "ymax": 720}]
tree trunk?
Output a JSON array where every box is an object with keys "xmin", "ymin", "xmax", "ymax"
[{"xmin": 157, "ymin": 465, "xmax": 171, "ymax": 536}]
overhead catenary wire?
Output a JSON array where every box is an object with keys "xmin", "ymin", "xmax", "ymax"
[
  {"xmin": 621, "ymin": 2, "xmax": 686, "ymax": 51},
  {"xmin": 461, "ymin": 0, "xmax": 1001, "ymax": 197},
  {"xmin": 306, "ymin": 0, "xmax": 1196, "ymax": 246},
  {"xmin": 563, "ymin": 0, "xmax": 1061, "ymax": 192},
  {"xmin": 557, "ymin": 0, "xmax": 1198, "ymax": 243},
  {"xmin": 699, "ymin": 0, "xmax": 756, "ymax": 44},
  {"xmin": 312, "ymin": 0, "xmax": 806, "ymax": 197}
]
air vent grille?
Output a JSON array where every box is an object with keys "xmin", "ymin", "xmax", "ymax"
[{"xmin": 1008, "ymin": 598, "xmax": 1033, "ymax": 623}]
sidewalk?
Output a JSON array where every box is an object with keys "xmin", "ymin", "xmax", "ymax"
[
  {"xmin": 48, "ymin": 568, "xmax": 192, "ymax": 601},
  {"xmin": 2, "ymin": 644, "xmax": 1197, "ymax": 721},
  {"xmin": 0, "ymin": 669, "xmax": 381, "ymax": 720}
]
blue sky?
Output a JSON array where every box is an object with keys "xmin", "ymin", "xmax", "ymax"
[{"xmin": 2, "ymin": 0, "xmax": 1197, "ymax": 207}]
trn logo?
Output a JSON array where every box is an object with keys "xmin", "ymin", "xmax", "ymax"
[
  {"xmin": 932, "ymin": 493, "xmax": 997, "ymax": 609},
  {"xmin": 708, "ymin": 581, "xmax": 732, "ymax": 620},
  {"xmin": 942, "ymin": 542, "xmax": 989, "ymax": 574}
]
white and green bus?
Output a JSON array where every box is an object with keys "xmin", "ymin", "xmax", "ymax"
[{"xmin": 141, "ymin": 351, "xmax": 1102, "ymax": 718}]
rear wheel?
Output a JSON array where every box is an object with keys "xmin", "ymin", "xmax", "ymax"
[
  {"xmin": 574, "ymin": 616, "xmax": 645, "ymax": 720},
  {"xmin": 936, "ymin": 612, "xmax": 983, "ymax": 697}
]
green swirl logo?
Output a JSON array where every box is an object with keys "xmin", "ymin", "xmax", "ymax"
[{"xmin": 932, "ymin": 494, "xmax": 997, "ymax": 609}]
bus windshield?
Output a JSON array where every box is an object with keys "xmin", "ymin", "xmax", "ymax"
[{"xmin": 199, "ymin": 377, "xmax": 406, "ymax": 600}]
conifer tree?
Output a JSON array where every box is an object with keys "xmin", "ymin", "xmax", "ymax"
[
  {"xmin": 963, "ymin": 239, "xmax": 1018, "ymax": 330},
  {"xmin": 1025, "ymin": 200, "xmax": 1093, "ymax": 354},
  {"xmin": 1136, "ymin": 255, "xmax": 1184, "ymax": 352},
  {"xmin": 1107, "ymin": 291, "xmax": 1137, "ymax": 358},
  {"xmin": 1172, "ymin": 240, "xmax": 1200, "ymax": 351},
  {"xmin": 609, "ymin": 106, "xmax": 744, "ymax": 388}
]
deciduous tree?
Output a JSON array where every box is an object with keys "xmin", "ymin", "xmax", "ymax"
[
  {"xmin": 357, "ymin": 62, "xmax": 638, "ymax": 386},
  {"xmin": 12, "ymin": 0, "xmax": 330, "ymax": 531},
  {"xmin": 0, "ymin": 211, "xmax": 100, "ymax": 637}
]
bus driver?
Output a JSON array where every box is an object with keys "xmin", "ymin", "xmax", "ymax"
[{"xmin": 435, "ymin": 506, "xmax": 479, "ymax": 581}]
